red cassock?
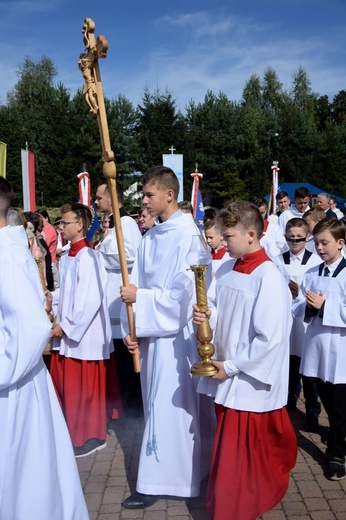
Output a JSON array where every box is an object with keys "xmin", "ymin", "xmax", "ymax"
[
  {"xmin": 205, "ymin": 248, "xmax": 297, "ymax": 520},
  {"xmin": 50, "ymin": 238, "xmax": 123, "ymax": 448}
]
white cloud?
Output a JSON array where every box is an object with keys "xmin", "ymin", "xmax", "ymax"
[
  {"xmin": 116, "ymin": 11, "xmax": 344, "ymax": 109},
  {"xmin": 2, "ymin": 0, "xmax": 63, "ymax": 13},
  {"xmin": 0, "ymin": 5, "xmax": 345, "ymax": 111}
]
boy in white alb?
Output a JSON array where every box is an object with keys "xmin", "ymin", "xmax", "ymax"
[
  {"xmin": 303, "ymin": 206, "xmax": 328, "ymax": 253},
  {"xmin": 292, "ymin": 218, "xmax": 346, "ymax": 480},
  {"xmin": 252, "ymin": 196, "xmax": 287, "ymax": 259},
  {"xmin": 204, "ymin": 219, "xmax": 228, "ymax": 275},
  {"xmin": 50, "ymin": 203, "xmax": 122, "ymax": 458},
  {"xmin": 274, "ymin": 218, "xmax": 321, "ymax": 430},
  {"xmin": 278, "ymin": 186, "xmax": 311, "ymax": 233},
  {"xmin": 95, "ymin": 183, "xmax": 142, "ymax": 414},
  {"xmin": 0, "ymin": 179, "xmax": 88, "ymax": 520},
  {"xmin": 194, "ymin": 201, "xmax": 297, "ymax": 520},
  {"xmin": 120, "ymin": 166, "xmax": 213, "ymax": 509}
]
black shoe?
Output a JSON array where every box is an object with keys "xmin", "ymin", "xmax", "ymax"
[
  {"xmin": 74, "ymin": 438, "xmax": 106, "ymax": 458},
  {"xmin": 326, "ymin": 457, "xmax": 346, "ymax": 480},
  {"xmin": 122, "ymin": 491, "xmax": 159, "ymax": 509}
]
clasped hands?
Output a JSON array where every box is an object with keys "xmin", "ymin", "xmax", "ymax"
[
  {"xmin": 306, "ymin": 290, "xmax": 325, "ymax": 309},
  {"xmin": 44, "ymin": 290, "xmax": 63, "ymax": 338}
]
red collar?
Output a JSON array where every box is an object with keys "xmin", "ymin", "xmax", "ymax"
[
  {"xmin": 261, "ymin": 219, "xmax": 269, "ymax": 236},
  {"xmin": 233, "ymin": 248, "xmax": 271, "ymax": 274},
  {"xmin": 68, "ymin": 237, "xmax": 91, "ymax": 257},
  {"xmin": 212, "ymin": 247, "xmax": 227, "ymax": 260}
]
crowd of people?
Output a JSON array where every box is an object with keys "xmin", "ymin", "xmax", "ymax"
[{"xmin": 1, "ymin": 169, "xmax": 346, "ymax": 520}]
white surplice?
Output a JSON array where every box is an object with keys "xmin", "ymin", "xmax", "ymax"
[
  {"xmin": 121, "ymin": 211, "xmax": 213, "ymax": 497},
  {"xmin": 52, "ymin": 245, "xmax": 112, "ymax": 360},
  {"xmin": 292, "ymin": 260, "xmax": 346, "ymax": 383},
  {"xmin": 0, "ymin": 225, "xmax": 88, "ymax": 520},
  {"xmin": 260, "ymin": 221, "xmax": 288, "ymax": 260},
  {"xmin": 198, "ymin": 259, "xmax": 293, "ymax": 412},
  {"xmin": 278, "ymin": 205, "xmax": 311, "ymax": 234},
  {"xmin": 96, "ymin": 215, "xmax": 141, "ymax": 338},
  {"xmin": 274, "ymin": 251, "xmax": 321, "ymax": 356}
]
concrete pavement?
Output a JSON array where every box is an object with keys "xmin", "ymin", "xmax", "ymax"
[{"xmin": 77, "ymin": 397, "xmax": 346, "ymax": 520}]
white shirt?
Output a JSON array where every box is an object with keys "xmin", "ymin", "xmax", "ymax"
[{"xmin": 97, "ymin": 215, "xmax": 141, "ymax": 338}]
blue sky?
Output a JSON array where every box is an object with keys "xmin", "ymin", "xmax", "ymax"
[{"xmin": 0, "ymin": 0, "xmax": 345, "ymax": 111}]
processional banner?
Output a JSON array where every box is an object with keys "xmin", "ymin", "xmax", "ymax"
[
  {"xmin": 162, "ymin": 153, "xmax": 184, "ymax": 202},
  {"xmin": 21, "ymin": 149, "xmax": 36, "ymax": 211}
]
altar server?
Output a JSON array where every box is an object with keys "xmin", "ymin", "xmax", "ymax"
[
  {"xmin": 292, "ymin": 218, "xmax": 346, "ymax": 480},
  {"xmin": 0, "ymin": 178, "xmax": 88, "ymax": 520},
  {"xmin": 95, "ymin": 182, "xmax": 142, "ymax": 413},
  {"xmin": 50, "ymin": 202, "xmax": 122, "ymax": 458},
  {"xmin": 120, "ymin": 165, "xmax": 213, "ymax": 509},
  {"xmin": 274, "ymin": 218, "xmax": 321, "ymax": 431},
  {"xmin": 194, "ymin": 201, "xmax": 297, "ymax": 520},
  {"xmin": 204, "ymin": 218, "xmax": 228, "ymax": 275},
  {"xmin": 278, "ymin": 186, "xmax": 311, "ymax": 233}
]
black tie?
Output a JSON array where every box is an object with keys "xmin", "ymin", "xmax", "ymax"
[{"xmin": 324, "ymin": 266, "xmax": 330, "ymax": 277}]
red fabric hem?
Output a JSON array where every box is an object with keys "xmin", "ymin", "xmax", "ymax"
[
  {"xmin": 105, "ymin": 352, "xmax": 124, "ymax": 420},
  {"xmin": 206, "ymin": 404, "xmax": 297, "ymax": 520},
  {"xmin": 50, "ymin": 352, "xmax": 108, "ymax": 446}
]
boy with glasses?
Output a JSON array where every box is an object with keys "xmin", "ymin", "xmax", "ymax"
[{"xmin": 49, "ymin": 203, "xmax": 122, "ymax": 457}]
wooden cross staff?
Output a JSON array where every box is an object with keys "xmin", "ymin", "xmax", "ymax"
[{"xmin": 78, "ymin": 17, "xmax": 140, "ymax": 373}]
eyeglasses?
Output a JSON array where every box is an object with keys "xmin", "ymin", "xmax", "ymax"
[{"xmin": 59, "ymin": 220, "xmax": 80, "ymax": 228}]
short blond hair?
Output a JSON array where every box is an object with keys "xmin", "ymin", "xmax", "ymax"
[{"xmin": 216, "ymin": 201, "xmax": 264, "ymax": 239}]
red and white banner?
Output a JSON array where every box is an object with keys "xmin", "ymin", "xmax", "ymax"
[
  {"xmin": 191, "ymin": 170, "xmax": 203, "ymax": 219},
  {"xmin": 269, "ymin": 161, "xmax": 280, "ymax": 215},
  {"xmin": 77, "ymin": 171, "xmax": 91, "ymax": 206},
  {"xmin": 21, "ymin": 149, "xmax": 36, "ymax": 211}
]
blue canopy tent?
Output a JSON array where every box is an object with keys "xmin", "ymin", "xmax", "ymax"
[{"xmin": 266, "ymin": 182, "xmax": 346, "ymax": 211}]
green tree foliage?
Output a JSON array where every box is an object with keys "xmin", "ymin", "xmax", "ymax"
[
  {"xmin": 136, "ymin": 88, "xmax": 188, "ymax": 172},
  {"xmin": 5, "ymin": 56, "xmax": 61, "ymax": 205},
  {"xmin": 313, "ymin": 95, "xmax": 331, "ymax": 131},
  {"xmin": 1, "ymin": 57, "xmax": 346, "ymax": 210},
  {"xmin": 331, "ymin": 90, "xmax": 346, "ymax": 125},
  {"xmin": 185, "ymin": 91, "xmax": 243, "ymax": 207},
  {"xmin": 107, "ymin": 94, "xmax": 141, "ymax": 185},
  {"xmin": 261, "ymin": 67, "xmax": 284, "ymax": 113}
]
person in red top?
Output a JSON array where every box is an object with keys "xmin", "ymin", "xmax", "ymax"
[{"xmin": 38, "ymin": 209, "xmax": 58, "ymax": 264}]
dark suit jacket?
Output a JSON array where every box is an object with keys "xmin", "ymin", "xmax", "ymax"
[{"xmin": 325, "ymin": 208, "xmax": 338, "ymax": 219}]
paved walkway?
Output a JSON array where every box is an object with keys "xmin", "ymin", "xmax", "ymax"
[{"xmin": 77, "ymin": 397, "xmax": 346, "ymax": 520}]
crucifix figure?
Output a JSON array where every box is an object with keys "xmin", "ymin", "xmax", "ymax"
[
  {"xmin": 79, "ymin": 19, "xmax": 109, "ymax": 116},
  {"xmin": 78, "ymin": 18, "xmax": 140, "ymax": 373},
  {"xmin": 78, "ymin": 19, "xmax": 111, "ymax": 158}
]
